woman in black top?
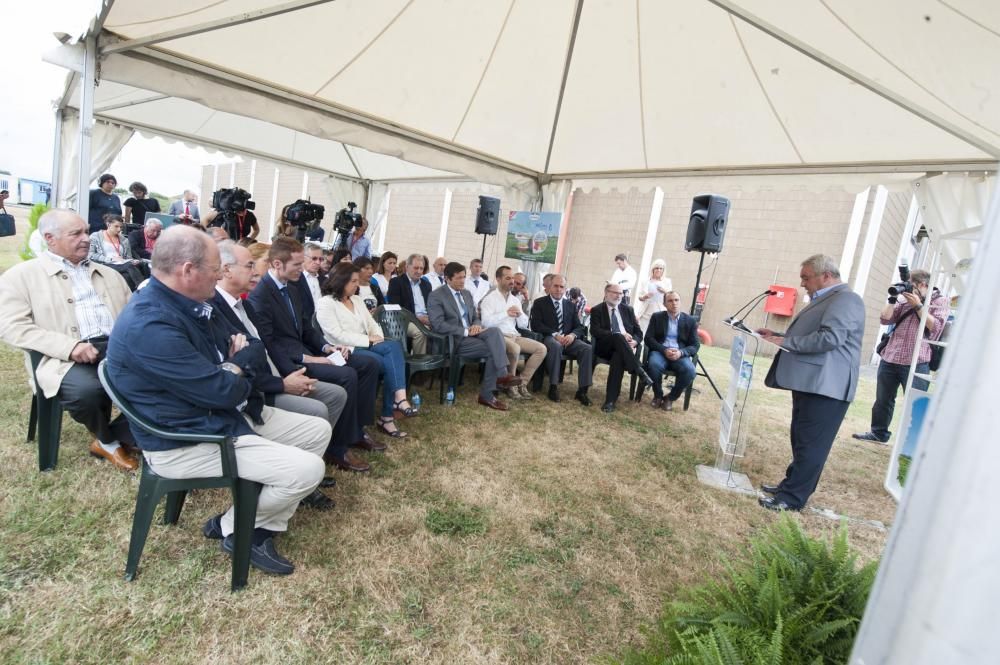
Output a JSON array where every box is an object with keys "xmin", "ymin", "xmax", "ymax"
[
  {"xmin": 122, "ymin": 181, "xmax": 160, "ymax": 226},
  {"xmin": 87, "ymin": 173, "xmax": 122, "ymax": 233}
]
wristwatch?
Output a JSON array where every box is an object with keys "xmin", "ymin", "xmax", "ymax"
[{"xmin": 220, "ymin": 362, "xmax": 243, "ymax": 376}]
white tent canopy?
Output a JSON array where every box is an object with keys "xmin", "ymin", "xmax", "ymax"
[{"xmin": 50, "ymin": 0, "xmax": 1000, "ymax": 203}]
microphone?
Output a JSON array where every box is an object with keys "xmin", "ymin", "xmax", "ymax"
[{"xmin": 724, "ymin": 290, "xmax": 777, "ymax": 327}]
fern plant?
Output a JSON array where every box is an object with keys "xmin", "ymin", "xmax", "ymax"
[
  {"xmin": 620, "ymin": 515, "xmax": 876, "ymax": 665},
  {"xmin": 18, "ymin": 203, "xmax": 50, "ymax": 261}
]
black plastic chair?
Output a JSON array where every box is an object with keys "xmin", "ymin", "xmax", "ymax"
[
  {"xmin": 97, "ymin": 361, "xmax": 261, "ymax": 592},
  {"xmin": 634, "ymin": 345, "xmax": 695, "ymax": 410},
  {"xmin": 26, "ymin": 350, "xmax": 64, "ymax": 472},
  {"xmin": 373, "ymin": 306, "xmax": 450, "ymax": 403}
]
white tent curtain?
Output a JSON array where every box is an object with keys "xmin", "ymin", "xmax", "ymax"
[
  {"xmin": 56, "ymin": 113, "xmax": 134, "ymax": 208},
  {"xmin": 911, "ymin": 172, "xmax": 996, "ymax": 293},
  {"xmin": 368, "ymin": 182, "xmax": 391, "ymax": 254}
]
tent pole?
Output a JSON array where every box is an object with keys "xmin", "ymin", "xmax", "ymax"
[
  {"xmin": 76, "ymin": 34, "xmax": 97, "ymax": 220},
  {"xmin": 50, "ymin": 108, "xmax": 63, "ymax": 206}
]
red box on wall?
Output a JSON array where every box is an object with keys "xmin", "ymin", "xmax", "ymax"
[{"xmin": 764, "ymin": 285, "xmax": 797, "ymax": 316}]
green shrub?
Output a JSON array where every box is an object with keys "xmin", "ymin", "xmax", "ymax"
[
  {"xmin": 620, "ymin": 515, "xmax": 877, "ymax": 665},
  {"xmin": 19, "ymin": 203, "xmax": 50, "ymax": 261}
]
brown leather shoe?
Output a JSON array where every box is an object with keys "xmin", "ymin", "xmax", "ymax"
[
  {"xmin": 89, "ymin": 440, "xmax": 138, "ymax": 472},
  {"xmin": 650, "ymin": 397, "xmax": 663, "ymax": 408},
  {"xmin": 330, "ymin": 451, "xmax": 370, "ymax": 473},
  {"xmin": 496, "ymin": 374, "xmax": 523, "ymax": 389},
  {"xmin": 478, "ymin": 395, "xmax": 509, "ymax": 411},
  {"xmin": 662, "ymin": 398, "xmax": 675, "ymax": 411},
  {"xmin": 351, "ymin": 432, "xmax": 387, "ymax": 452}
]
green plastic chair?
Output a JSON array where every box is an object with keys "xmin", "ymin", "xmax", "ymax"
[
  {"xmin": 97, "ymin": 361, "xmax": 261, "ymax": 592},
  {"xmin": 26, "ymin": 350, "xmax": 64, "ymax": 472},
  {"xmin": 373, "ymin": 306, "xmax": 450, "ymax": 403}
]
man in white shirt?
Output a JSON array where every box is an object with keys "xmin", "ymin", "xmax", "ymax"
[
  {"xmin": 301, "ymin": 242, "xmax": 325, "ymax": 305},
  {"xmin": 386, "ymin": 254, "xmax": 433, "ymax": 355},
  {"xmin": 479, "ymin": 265, "xmax": 547, "ymax": 399},
  {"xmin": 168, "ymin": 190, "xmax": 201, "ymax": 224},
  {"xmin": 424, "ymin": 256, "xmax": 448, "ymax": 290},
  {"xmin": 466, "ymin": 258, "xmax": 492, "ymax": 309},
  {"xmin": 609, "ymin": 253, "xmax": 638, "ymax": 306}
]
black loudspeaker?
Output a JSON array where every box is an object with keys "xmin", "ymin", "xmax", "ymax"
[
  {"xmin": 475, "ymin": 195, "xmax": 501, "ymax": 235},
  {"xmin": 685, "ymin": 194, "xmax": 730, "ymax": 253}
]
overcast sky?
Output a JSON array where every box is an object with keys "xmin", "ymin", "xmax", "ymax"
[{"xmin": 2, "ymin": 0, "xmax": 236, "ymax": 199}]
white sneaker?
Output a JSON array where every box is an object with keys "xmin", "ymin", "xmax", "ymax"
[{"xmin": 518, "ymin": 385, "xmax": 534, "ymax": 400}]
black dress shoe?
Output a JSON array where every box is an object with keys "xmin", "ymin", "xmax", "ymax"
[
  {"xmin": 758, "ymin": 496, "xmax": 801, "ymax": 512},
  {"xmin": 760, "ymin": 483, "xmax": 781, "ymax": 495},
  {"xmin": 575, "ymin": 390, "xmax": 592, "ymax": 407},
  {"xmin": 202, "ymin": 513, "xmax": 224, "ymax": 540},
  {"xmin": 548, "ymin": 385, "xmax": 561, "ymax": 402},
  {"xmin": 852, "ymin": 431, "xmax": 889, "ymax": 443},
  {"xmin": 636, "ymin": 367, "xmax": 655, "ymax": 387},
  {"xmin": 221, "ymin": 535, "xmax": 295, "ymax": 575},
  {"xmin": 300, "ymin": 488, "xmax": 336, "ymax": 511},
  {"xmin": 601, "ymin": 402, "xmax": 616, "ymax": 413},
  {"xmin": 319, "ymin": 476, "xmax": 337, "ymax": 488}
]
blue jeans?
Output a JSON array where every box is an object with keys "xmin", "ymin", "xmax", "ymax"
[
  {"xmin": 646, "ymin": 350, "xmax": 696, "ymax": 401},
  {"xmin": 871, "ymin": 359, "xmax": 929, "ymax": 442},
  {"xmin": 352, "ymin": 340, "xmax": 407, "ymax": 418}
]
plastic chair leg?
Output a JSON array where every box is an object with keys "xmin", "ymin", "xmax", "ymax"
[
  {"xmin": 229, "ymin": 479, "xmax": 260, "ymax": 592},
  {"xmin": 162, "ymin": 490, "xmax": 188, "ymax": 525},
  {"xmin": 125, "ymin": 478, "xmax": 164, "ymax": 581},
  {"xmin": 27, "ymin": 395, "xmax": 37, "ymax": 442},
  {"xmin": 36, "ymin": 396, "xmax": 62, "ymax": 472}
]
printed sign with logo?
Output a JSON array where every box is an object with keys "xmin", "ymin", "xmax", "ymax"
[{"xmin": 504, "ymin": 211, "xmax": 562, "ymax": 263}]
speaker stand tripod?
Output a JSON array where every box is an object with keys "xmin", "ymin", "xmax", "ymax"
[{"xmin": 689, "ymin": 251, "xmax": 723, "ymax": 401}]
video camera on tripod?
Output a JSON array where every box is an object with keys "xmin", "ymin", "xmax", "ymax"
[
  {"xmin": 332, "ymin": 202, "xmax": 362, "ymax": 248},
  {"xmin": 211, "ymin": 187, "xmax": 256, "ymax": 236}
]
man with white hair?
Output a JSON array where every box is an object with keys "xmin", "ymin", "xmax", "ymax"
[
  {"xmin": 106, "ymin": 225, "xmax": 331, "ymax": 575},
  {"xmin": 0, "ymin": 209, "xmax": 136, "ymax": 470},
  {"xmin": 127, "ymin": 217, "xmax": 162, "ymax": 260}
]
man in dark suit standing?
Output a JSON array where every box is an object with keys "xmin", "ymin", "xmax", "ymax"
[
  {"xmin": 644, "ymin": 291, "xmax": 700, "ymax": 411},
  {"xmin": 756, "ymin": 254, "xmax": 866, "ymax": 512},
  {"xmin": 529, "ymin": 273, "xmax": 593, "ymax": 406},
  {"xmin": 386, "ymin": 253, "xmax": 433, "ymax": 354},
  {"xmin": 427, "ymin": 261, "xmax": 522, "ymax": 411},
  {"xmin": 590, "ymin": 284, "xmax": 654, "ymax": 412},
  {"xmin": 248, "ymin": 237, "xmax": 382, "ymax": 473}
]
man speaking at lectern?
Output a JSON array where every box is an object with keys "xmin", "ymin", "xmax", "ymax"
[{"xmin": 756, "ymin": 254, "xmax": 865, "ymax": 512}]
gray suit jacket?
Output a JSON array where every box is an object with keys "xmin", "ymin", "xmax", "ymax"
[
  {"xmin": 764, "ymin": 283, "xmax": 865, "ymax": 402},
  {"xmin": 428, "ymin": 286, "xmax": 478, "ymax": 340}
]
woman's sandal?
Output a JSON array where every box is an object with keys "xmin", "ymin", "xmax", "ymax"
[
  {"xmin": 393, "ymin": 399, "xmax": 419, "ymax": 419},
  {"xmin": 377, "ymin": 417, "xmax": 408, "ymax": 438}
]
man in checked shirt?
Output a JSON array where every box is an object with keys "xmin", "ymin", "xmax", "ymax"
[
  {"xmin": 0, "ymin": 209, "xmax": 136, "ymax": 470},
  {"xmin": 853, "ymin": 269, "xmax": 947, "ymax": 444}
]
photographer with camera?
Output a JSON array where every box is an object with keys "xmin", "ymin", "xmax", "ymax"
[
  {"xmin": 348, "ymin": 218, "xmax": 371, "ymax": 260},
  {"xmin": 210, "ymin": 188, "xmax": 259, "ymax": 241},
  {"xmin": 853, "ymin": 267, "xmax": 947, "ymax": 444}
]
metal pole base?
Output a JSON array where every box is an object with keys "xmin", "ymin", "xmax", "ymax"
[{"xmin": 696, "ymin": 464, "xmax": 754, "ymax": 494}]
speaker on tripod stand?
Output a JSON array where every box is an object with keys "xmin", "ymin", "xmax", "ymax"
[{"xmin": 475, "ymin": 195, "xmax": 501, "ymax": 261}]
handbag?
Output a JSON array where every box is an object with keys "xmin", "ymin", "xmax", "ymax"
[{"xmin": 0, "ymin": 212, "xmax": 15, "ymax": 237}]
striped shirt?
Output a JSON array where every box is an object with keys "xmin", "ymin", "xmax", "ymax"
[{"xmin": 47, "ymin": 251, "xmax": 115, "ymax": 339}]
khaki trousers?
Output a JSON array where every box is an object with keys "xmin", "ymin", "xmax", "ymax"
[
  {"xmin": 503, "ymin": 334, "xmax": 547, "ymax": 384},
  {"xmin": 143, "ymin": 406, "xmax": 330, "ymax": 536},
  {"xmin": 407, "ymin": 322, "xmax": 428, "ymax": 355}
]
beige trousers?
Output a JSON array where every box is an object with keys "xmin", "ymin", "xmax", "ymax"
[
  {"xmin": 503, "ymin": 334, "xmax": 547, "ymax": 384},
  {"xmin": 143, "ymin": 406, "xmax": 330, "ymax": 536},
  {"xmin": 407, "ymin": 322, "xmax": 428, "ymax": 355}
]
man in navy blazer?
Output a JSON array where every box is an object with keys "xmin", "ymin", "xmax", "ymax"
[
  {"xmin": 644, "ymin": 291, "xmax": 700, "ymax": 411},
  {"xmin": 590, "ymin": 283, "xmax": 654, "ymax": 412},
  {"xmin": 248, "ymin": 237, "xmax": 382, "ymax": 473},
  {"xmin": 529, "ymin": 273, "xmax": 594, "ymax": 406},
  {"xmin": 106, "ymin": 225, "xmax": 331, "ymax": 575},
  {"xmin": 757, "ymin": 254, "xmax": 866, "ymax": 512},
  {"xmin": 386, "ymin": 253, "xmax": 433, "ymax": 355}
]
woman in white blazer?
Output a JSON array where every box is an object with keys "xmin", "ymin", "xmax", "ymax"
[
  {"xmin": 634, "ymin": 258, "xmax": 672, "ymax": 332},
  {"xmin": 316, "ymin": 263, "xmax": 416, "ymax": 438}
]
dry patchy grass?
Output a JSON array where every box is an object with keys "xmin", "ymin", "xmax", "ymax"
[{"xmin": 0, "ymin": 342, "xmax": 895, "ymax": 664}]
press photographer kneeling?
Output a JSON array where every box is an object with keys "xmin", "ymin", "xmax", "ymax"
[{"xmin": 854, "ymin": 267, "xmax": 947, "ymax": 444}]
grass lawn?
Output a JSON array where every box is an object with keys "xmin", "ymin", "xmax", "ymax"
[{"xmin": 0, "ymin": 329, "xmax": 896, "ymax": 662}]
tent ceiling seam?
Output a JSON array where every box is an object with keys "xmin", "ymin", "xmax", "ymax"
[
  {"xmin": 452, "ymin": 0, "xmax": 517, "ymax": 143},
  {"xmin": 543, "ymin": 0, "xmax": 586, "ymax": 175},
  {"xmin": 105, "ymin": 0, "xmax": 229, "ymax": 29},
  {"xmin": 707, "ymin": 0, "xmax": 1000, "ymax": 158},
  {"xmin": 938, "ymin": 0, "xmax": 1000, "ymax": 40},
  {"xmin": 341, "ymin": 144, "xmax": 363, "ymax": 179},
  {"xmin": 313, "ymin": 0, "xmax": 416, "ymax": 96},
  {"xmin": 820, "ymin": 0, "xmax": 1000, "ymax": 143},
  {"xmin": 192, "ymin": 109, "xmax": 219, "ymax": 136},
  {"xmin": 729, "ymin": 16, "xmax": 804, "ymax": 163},
  {"xmin": 95, "ymin": 94, "xmax": 169, "ymax": 113},
  {"xmin": 551, "ymin": 160, "xmax": 997, "ymax": 180},
  {"xmin": 635, "ymin": 0, "xmax": 648, "ymax": 170}
]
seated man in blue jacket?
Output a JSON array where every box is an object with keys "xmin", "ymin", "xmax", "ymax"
[
  {"xmin": 644, "ymin": 291, "xmax": 700, "ymax": 411},
  {"xmin": 106, "ymin": 225, "xmax": 331, "ymax": 576}
]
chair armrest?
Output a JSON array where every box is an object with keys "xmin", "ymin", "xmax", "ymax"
[{"xmin": 516, "ymin": 327, "xmax": 542, "ymax": 342}]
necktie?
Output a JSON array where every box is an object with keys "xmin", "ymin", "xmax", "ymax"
[
  {"xmin": 555, "ymin": 299, "xmax": 564, "ymax": 333},
  {"xmin": 279, "ymin": 287, "xmax": 299, "ymax": 331},
  {"xmin": 611, "ymin": 306, "xmax": 621, "ymax": 333},
  {"xmin": 474, "ymin": 278, "xmax": 480, "ymax": 289},
  {"xmin": 438, "ymin": 275, "xmax": 444, "ymax": 285},
  {"xmin": 455, "ymin": 291, "xmax": 470, "ymax": 328},
  {"xmin": 184, "ymin": 202, "xmax": 190, "ymax": 217},
  {"xmin": 234, "ymin": 300, "xmax": 259, "ymax": 338}
]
